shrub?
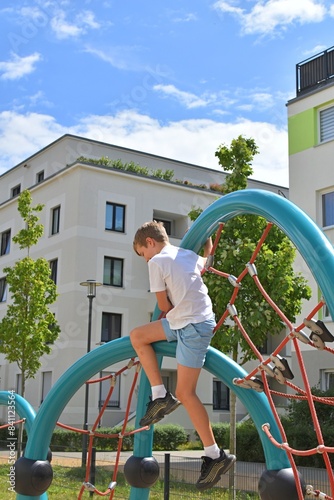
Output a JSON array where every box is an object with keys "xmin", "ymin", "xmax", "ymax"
[
  {"xmin": 193, "ymin": 422, "xmax": 229, "ymax": 449},
  {"xmin": 153, "ymin": 424, "xmax": 188, "ymax": 450},
  {"xmin": 236, "ymin": 420, "xmax": 264, "ymax": 463},
  {"xmin": 209, "ymin": 183, "xmax": 224, "ymax": 193}
]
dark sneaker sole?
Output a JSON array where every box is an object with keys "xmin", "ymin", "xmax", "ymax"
[
  {"xmin": 140, "ymin": 400, "xmax": 181, "ymax": 427},
  {"xmin": 163, "ymin": 400, "xmax": 181, "ymax": 415},
  {"xmin": 196, "ymin": 455, "xmax": 236, "ymax": 491}
]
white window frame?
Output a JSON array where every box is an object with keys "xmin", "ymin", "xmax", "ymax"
[
  {"xmin": 0, "ymin": 229, "xmax": 11, "ymax": 256},
  {"xmin": 41, "ymin": 371, "xmax": 52, "ymax": 404},
  {"xmin": 99, "ymin": 371, "xmax": 120, "ymax": 408},
  {"xmin": 51, "ymin": 206, "xmax": 60, "ymax": 235},
  {"xmin": 319, "ymin": 103, "xmax": 334, "ymax": 144},
  {"xmin": 321, "ymin": 188, "xmax": 334, "ymax": 229},
  {"xmin": 321, "ymin": 369, "xmax": 334, "ymax": 391}
]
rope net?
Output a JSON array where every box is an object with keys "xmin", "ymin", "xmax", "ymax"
[
  {"xmin": 55, "ymin": 359, "xmax": 149, "ymax": 499},
  {"xmin": 204, "ymin": 221, "xmax": 334, "ymax": 500},
  {"xmin": 32, "ymin": 219, "xmax": 333, "ymax": 499}
]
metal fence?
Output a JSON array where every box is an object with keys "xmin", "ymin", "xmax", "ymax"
[{"xmin": 0, "ymin": 448, "xmax": 332, "ymax": 498}]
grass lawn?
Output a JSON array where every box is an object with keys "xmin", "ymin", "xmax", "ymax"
[{"xmin": 0, "ymin": 463, "xmax": 257, "ymax": 499}]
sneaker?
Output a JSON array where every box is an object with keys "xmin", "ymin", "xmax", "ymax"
[
  {"xmin": 139, "ymin": 392, "xmax": 181, "ymax": 426},
  {"xmin": 196, "ymin": 450, "xmax": 236, "ymax": 491}
]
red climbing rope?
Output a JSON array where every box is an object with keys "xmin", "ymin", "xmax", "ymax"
[
  {"xmin": 54, "ymin": 358, "xmax": 149, "ymax": 499},
  {"xmin": 53, "ymin": 219, "xmax": 334, "ymax": 499},
  {"xmin": 203, "ymin": 220, "xmax": 334, "ymax": 500}
]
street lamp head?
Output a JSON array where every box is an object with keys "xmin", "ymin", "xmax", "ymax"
[{"xmin": 80, "ymin": 279, "xmax": 102, "ymax": 298}]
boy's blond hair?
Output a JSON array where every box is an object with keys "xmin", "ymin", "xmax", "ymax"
[{"xmin": 133, "ymin": 221, "xmax": 169, "ymax": 254}]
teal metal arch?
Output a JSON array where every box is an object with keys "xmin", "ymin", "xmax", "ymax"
[
  {"xmin": 3, "ymin": 340, "xmax": 289, "ymax": 500},
  {"xmin": 1, "ymin": 188, "xmax": 333, "ymax": 499}
]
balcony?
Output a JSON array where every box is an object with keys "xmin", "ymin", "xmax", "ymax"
[{"xmin": 296, "ymin": 46, "xmax": 334, "ymax": 96}]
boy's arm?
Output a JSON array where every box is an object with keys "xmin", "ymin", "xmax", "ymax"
[
  {"xmin": 155, "ymin": 290, "xmax": 173, "ymax": 314},
  {"xmin": 203, "ymin": 237, "xmax": 213, "ymax": 258}
]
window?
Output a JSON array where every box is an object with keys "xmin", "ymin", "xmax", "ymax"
[
  {"xmin": 0, "ymin": 278, "xmax": 7, "ymax": 302},
  {"xmin": 36, "ymin": 171, "xmax": 44, "ymax": 183},
  {"xmin": 105, "ymin": 202, "xmax": 125, "ymax": 232},
  {"xmin": 152, "ymin": 210, "xmax": 188, "ymax": 239},
  {"xmin": 41, "ymin": 371, "xmax": 52, "ymax": 404},
  {"xmin": 11, "ymin": 185, "xmax": 21, "ymax": 197},
  {"xmin": 323, "ymin": 302, "xmax": 332, "ymax": 320},
  {"xmin": 16, "ymin": 374, "xmax": 22, "ymax": 395},
  {"xmin": 101, "ymin": 312, "xmax": 122, "ymax": 342},
  {"xmin": 319, "ymin": 105, "xmax": 334, "ymax": 143},
  {"xmin": 213, "ymin": 380, "xmax": 230, "ymax": 410},
  {"xmin": 49, "ymin": 259, "xmax": 58, "ymax": 284},
  {"xmin": 321, "ymin": 369, "xmax": 334, "ymax": 391},
  {"xmin": 322, "ymin": 191, "xmax": 334, "ymax": 228},
  {"xmin": 0, "ymin": 229, "xmax": 10, "ymax": 256},
  {"xmin": 99, "ymin": 371, "xmax": 120, "ymax": 408},
  {"xmin": 156, "ymin": 218, "xmax": 172, "ymax": 235},
  {"xmin": 104, "ymin": 257, "xmax": 123, "ymax": 287},
  {"xmin": 51, "ymin": 206, "xmax": 60, "ymax": 235}
]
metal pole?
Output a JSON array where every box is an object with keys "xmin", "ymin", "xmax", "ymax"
[
  {"xmin": 164, "ymin": 453, "xmax": 170, "ymax": 500},
  {"xmin": 82, "ymin": 294, "xmax": 93, "ymax": 467},
  {"xmin": 90, "ymin": 447, "xmax": 96, "ymax": 497}
]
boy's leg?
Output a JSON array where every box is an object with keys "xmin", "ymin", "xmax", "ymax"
[
  {"xmin": 175, "ymin": 365, "xmax": 215, "ymax": 446},
  {"xmin": 130, "ymin": 320, "xmax": 166, "ymax": 386},
  {"xmin": 130, "ymin": 321, "xmax": 180, "ymax": 426},
  {"xmin": 176, "ymin": 364, "xmax": 236, "ymax": 491}
]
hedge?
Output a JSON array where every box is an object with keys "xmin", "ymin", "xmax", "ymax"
[{"xmin": 0, "ymin": 419, "xmax": 332, "ymax": 468}]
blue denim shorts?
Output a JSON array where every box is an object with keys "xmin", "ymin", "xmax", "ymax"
[{"xmin": 161, "ymin": 315, "xmax": 216, "ymax": 368}]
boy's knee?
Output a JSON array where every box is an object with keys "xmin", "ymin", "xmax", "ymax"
[
  {"xmin": 130, "ymin": 327, "xmax": 141, "ymax": 348},
  {"xmin": 129, "ymin": 328, "xmax": 137, "ymax": 345}
]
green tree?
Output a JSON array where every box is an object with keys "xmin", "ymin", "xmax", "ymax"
[
  {"xmin": 189, "ymin": 135, "xmax": 311, "ymax": 498},
  {"xmin": 0, "ymin": 190, "xmax": 60, "ymax": 398},
  {"xmin": 190, "ymin": 135, "xmax": 311, "ymax": 361},
  {"xmin": 208, "ymin": 136, "xmax": 311, "ymax": 359}
]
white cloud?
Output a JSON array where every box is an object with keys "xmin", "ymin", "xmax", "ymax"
[
  {"xmin": 153, "ymin": 84, "xmax": 210, "ymax": 108},
  {"xmin": 51, "ymin": 10, "xmax": 82, "ymax": 38},
  {"xmin": 173, "ymin": 13, "xmax": 198, "ymax": 22},
  {"xmin": 76, "ymin": 10, "xmax": 101, "ymax": 30},
  {"xmin": 214, "ymin": 0, "xmax": 327, "ymax": 35},
  {"xmin": 152, "ymin": 83, "xmax": 281, "ymax": 118},
  {"xmin": 303, "ymin": 44, "xmax": 328, "ymax": 56},
  {"xmin": 0, "ymin": 111, "xmax": 64, "ymax": 169},
  {"xmin": 84, "ymin": 45, "xmax": 146, "ymax": 71},
  {"xmin": 153, "ymin": 84, "xmax": 237, "ymax": 110},
  {"xmin": 50, "ymin": 9, "xmax": 100, "ymax": 39},
  {"xmin": 251, "ymin": 92, "xmax": 275, "ymax": 109},
  {"xmin": 0, "ymin": 110, "xmax": 288, "ymax": 186},
  {"xmin": 213, "ymin": 1, "xmax": 244, "ymax": 16},
  {"xmin": 0, "ymin": 52, "xmax": 42, "ymax": 80}
]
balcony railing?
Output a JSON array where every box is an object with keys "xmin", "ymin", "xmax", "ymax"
[{"xmin": 296, "ymin": 46, "xmax": 334, "ymax": 95}]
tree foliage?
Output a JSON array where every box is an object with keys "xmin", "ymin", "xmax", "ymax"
[
  {"xmin": 0, "ymin": 190, "xmax": 60, "ymax": 396},
  {"xmin": 189, "ymin": 135, "xmax": 311, "ymax": 364},
  {"xmin": 286, "ymin": 386, "xmax": 334, "ymax": 427}
]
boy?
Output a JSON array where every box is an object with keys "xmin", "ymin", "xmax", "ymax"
[{"xmin": 130, "ymin": 221, "xmax": 236, "ymax": 491}]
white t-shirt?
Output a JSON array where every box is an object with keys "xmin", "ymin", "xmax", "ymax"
[{"xmin": 148, "ymin": 244, "xmax": 213, "ymax": 329}]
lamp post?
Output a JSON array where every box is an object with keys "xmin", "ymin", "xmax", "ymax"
[{"xmin": 80, "ymin": 279, "xmax": 102, "ymax": 467}]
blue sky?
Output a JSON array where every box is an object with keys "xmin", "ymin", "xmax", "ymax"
[{"xmin": 1, "ymin": 0, "xmax": 334, "ymax": 186}]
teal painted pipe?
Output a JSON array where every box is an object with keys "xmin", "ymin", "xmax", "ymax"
[
  {"xmin": 20, "ymin": 338, "xmax": 289, "ymax": 498},
  {"xmin": 181, "ymin": 189, "xmax": 334, "ymax": 319},
  {"xmin": 7, "ymin": 189, "xmax": 334, "ymax": 499},
  {"xmin": 0, "ymin": 392, "xmax": 48, "ymax": 500}
]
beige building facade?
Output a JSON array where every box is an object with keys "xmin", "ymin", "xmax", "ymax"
[
  {"xmin": 287, "ymin": 46, "xmax": 334, "ymax": 393},
  {"xmin": 0, "ymin": 134, "xmax": 288, "ymax": 432}
]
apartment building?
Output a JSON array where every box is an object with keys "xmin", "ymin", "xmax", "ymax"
[
  {"xmin": 0, "ymin": 134, "xmax": 288, "ymax": 431},
  {"xmin": 287, "ymin": 45, "xmax": 334, "ymax": 392}
]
